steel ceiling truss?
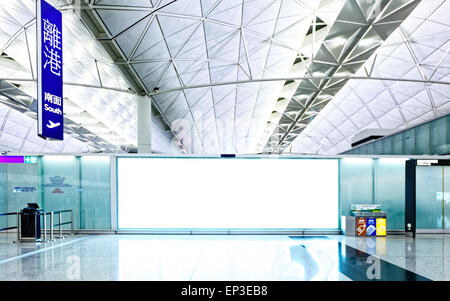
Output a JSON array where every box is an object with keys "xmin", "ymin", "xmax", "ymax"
[
  {"xmin": 289, "ymin": 0, "xmax": 450, "ymax": 155},
  {"xmin": 262, "ymin": 0, "xmax": 421, "ymax": 153},
  {"xmin": 80, "ymin": 0, "xmax": 187, "ymax": 151},
  {"xmin": 84, "ymin": 0, "xmax": 340, "ymax": 154}
]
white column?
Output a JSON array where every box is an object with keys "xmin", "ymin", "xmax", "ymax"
[{"xmin": 137, "ymin": 96, "xmax": 152, "ymax": 153}]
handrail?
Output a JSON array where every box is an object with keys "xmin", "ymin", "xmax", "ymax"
[
  {"xmin": 38, "ymin": 210, "xmax": 72, "ymax": 215},
  {"xmin": 0, "ymin": 212, "xmax": 20, "ymax": 217},
  {"xmin": 53, "ymin": 210, "xmax": 72, "ymax": 214},
  {"xmin": 0, "ymin": 209, "xmax": 73, "ymax": 243},
  {"xmin": 41, "ymin": 209, "xmax": 73, "ymax": 241},
  {"xmin": 0, "ymin": 226, "xmax": 18, "ymax": 231}
]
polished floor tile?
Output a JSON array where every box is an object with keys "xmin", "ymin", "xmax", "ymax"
[
  {"xmin": 0, "ymin": 234, "xmax": 448, "ymax": 281},
  {"xmin": 338, "ymin": 234, "xmax": 450, "ymax": 281}
]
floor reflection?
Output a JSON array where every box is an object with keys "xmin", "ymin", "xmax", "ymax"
[
  {"xmin": 290, "ymin": 245, "xmax": 320, "ymax": 280},
  {"xmin": 0, "ymin": 235, "xmax": 446, "ymax": 281}
]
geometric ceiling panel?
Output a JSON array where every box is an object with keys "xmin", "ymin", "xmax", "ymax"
[
  {"xmin": 262, "ymin": 0, "xmax": 422, "ymax": 153},
  {"xmin": 2, "ymin": 0, "xmax": 449, "ymax": 155},
  {"xmin": 90, "ymin": 0, "xmax": 346, "ymax": 154},
  {"xmin": 290, "ymin": 0, "xmax": 450, "ymax": 155}
]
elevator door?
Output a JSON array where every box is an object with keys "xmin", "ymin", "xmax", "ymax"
[{"xmin": 416, "ymin": 166, "xmax": 450, "ymax": 232}]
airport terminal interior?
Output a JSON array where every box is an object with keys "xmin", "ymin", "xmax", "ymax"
[{"xmin": 0, "ymin": 0, "xmax": 450, "ymax": 282}]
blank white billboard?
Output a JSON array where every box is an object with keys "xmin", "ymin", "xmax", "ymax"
[{"xmin": 118, "ymin": 158, "xmax": 339, "ymax": 229}]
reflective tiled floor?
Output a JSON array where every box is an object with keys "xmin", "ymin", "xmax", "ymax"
[
  {"xmin": 338, "ymin": 234, "xmax": 450, "ymax": 281},
  {"xmin": 0, "ymin": 234, "xmax": 448, "ymax": 281}
]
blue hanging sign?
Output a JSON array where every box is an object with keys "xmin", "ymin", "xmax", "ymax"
[{"xmin": 37, "ymin": 0, "xmax": 63, "ymax": 140}]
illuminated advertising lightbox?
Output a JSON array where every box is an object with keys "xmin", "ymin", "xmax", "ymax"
[
  {"xmin": 117, "ymin": 158, "xmax": 339, "ymax": 229},
  {"xmin": 37, "ymin": 0, "xmax": 63, "ymax": 140}
]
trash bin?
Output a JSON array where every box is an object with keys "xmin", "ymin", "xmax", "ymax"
[{"xmin": 20, "ymin": 203, "xmax": 41, "ymax": 241}]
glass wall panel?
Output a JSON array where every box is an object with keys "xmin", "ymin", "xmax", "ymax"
[
  {"xmin": 366, "ymin": 143, "xmax": 374, "ymax": 155},
  {"xmin": 430, "ymin": 116, "xmax": 448, "ymax": 154},
  {"xmin": 0, "ymin": 165, "xmax": 6, "ymax": 229},
  {"xmin": 382, "ymin": 138, "xmax": 392, "ymax": 155},
  {"xmin": 415, "ymin": 123, "xmax": 430, "ymax": 154},
  {"xmin": 444, "ymin": 166, "xmax": 450, "ymax": 230},
  {"xmin": 41, "ymin": 156, "xmax": 79, "ymax": 229},
  {"xmin": 392, "ymin": 134, "xmax": 403, "ymax": 155},
  {"xmin": 403, "ymin": 129, "xmax": 415, "ymax": 154},
  {"xmin": 374, "ymin": 140, "xmax": 382, "ymax": 154},
  {"xmin": 416, "ymin": 166, "xmax": 443, "ymax": 229},
  {"xmin": 5, "ymin": 163, "xmax": 39, "ymax": 226},
  {"xmin": 80, "ymin": 156, "xmax": 110, "ymax": 229},
  {"xmin": 0, "ymin": 156, "xmax": 112, "ymax": 231},
  {"xmin": 342, "ymin": 115, "xmax": 450, "ymax": 156},
  {"xmin": 374, "ymin": 159, "xmax": 406, "ymax": 230},
  {"xmin": 339, "ymin": 158, "xmax": 373, "ymax": 217},
  {"xmin": 2, "ymin": 154, "xmax": 449, "ymax": 233},
  {"xmin": 448, "ymin": 116, "xmax": 450, "ymax": 152}
]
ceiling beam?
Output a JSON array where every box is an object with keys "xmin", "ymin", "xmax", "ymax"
[
  {"xmin": 147, "ymin": 75, "xmax": 450, "ymax": 95},
  {"xmin": 76, "ymin": 0, "xmax": 185, "ymax": 151}
]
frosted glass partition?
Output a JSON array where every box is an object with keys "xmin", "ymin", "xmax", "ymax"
[
  {"xmin": 343, "ymin": 115, "xmax": 450, "ymax": 155},
  {"xmin": 416, "ymin": 165, "xmax": 450, "ymax": 231},
  {"xmin": 340, "ymin": 158, "xmax": 406, "ymax": 231},
  {"xmin": 445, "ymin": 167, "xmax": 450, "ymax": 230},
  {"xmin": 80, "ymin": 156, "xmax": 111, "ymax": 229},
  {"xmin": 1, "ymin": 155, "xmax": 449, "ymax": 232},
  {"xmin": 0, "ymin": 165, "xmax": 6, "ymax": 229},
  {"xmin": 416, "ymin": 166, "xmax": 443, "ymax": 229},
  {"xmin": 42, "ymin": 156, "xmax": 79, "ymax": 229},
  {"xmin": 339, "ymin": 158, "xmax": 373, "ymax": 217},
  {"xmin": 374, "ymin": 159, "xmax": 406, "ymax": 230},
  {"xmin": 5, "ymin": 163, "xmax": 40, "ymax": 227},
  {"xmin": 0, "ymin": 156, "xmax": 111, "ymax": 230},
  {"xmin": 118, "ymin": 158, "xmax": 339, "ymax": 229}
]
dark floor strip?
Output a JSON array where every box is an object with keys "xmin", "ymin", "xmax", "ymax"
[
  {"xmin": 288, "ymin": 236, "xmax": 431, "ymax": 281},
  {"xmin": 337, "ymin": 242, "xmax": 431, "ymax": 281}
]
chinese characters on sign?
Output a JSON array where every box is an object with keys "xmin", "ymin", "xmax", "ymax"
[
  {"xmin": 43, "ymin": 18, "xmax": 62, "ymax": 76},
  {"xmin": 37, "ymin": 0, "xmax": 63, "ymax": 140}
]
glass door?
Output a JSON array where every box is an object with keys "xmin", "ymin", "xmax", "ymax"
[{"xmin": 416, "ymin": 166, "xmax": 444, "ymax": 231}]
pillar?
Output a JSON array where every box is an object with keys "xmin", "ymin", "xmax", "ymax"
[{"xmin": 137, "ymin": 96, "xmax": 152, "ymax": 153}]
